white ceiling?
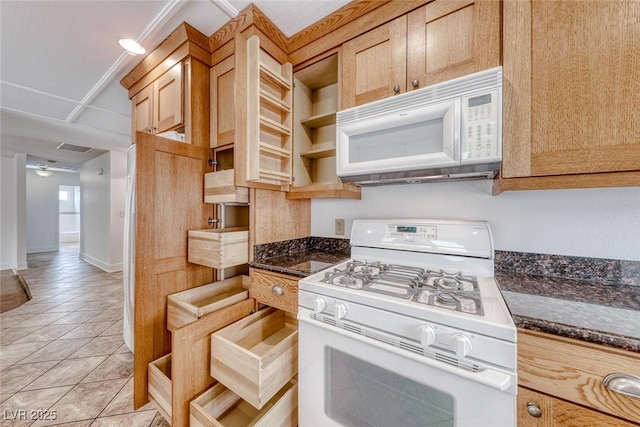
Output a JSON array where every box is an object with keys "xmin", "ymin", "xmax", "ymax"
[{"xmin": 0, "ymin": 0, "xmax": 350, "ymax": 168}]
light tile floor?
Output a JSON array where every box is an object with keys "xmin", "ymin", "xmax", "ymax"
[{"xmin": 0, "ymin": 244, "xmax": 169, "ymax": 427}]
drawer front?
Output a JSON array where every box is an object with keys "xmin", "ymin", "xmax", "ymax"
[
  {"xmin": 518, "ymin": 386, "xmax": 638, "ymax": 427},
  {"xmin": 250, "ymin": 269, "xmax": 298, "ymax": 314},
  {"xmin": 518, "ymin": 329, "xmax": 640, "ymax": 423}
]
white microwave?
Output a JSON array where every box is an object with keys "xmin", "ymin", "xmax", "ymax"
[{"xmin": 336, "ymin": 67, "xmax": 502, "ymax": 185}]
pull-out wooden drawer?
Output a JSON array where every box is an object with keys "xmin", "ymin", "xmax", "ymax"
[
  {"xmin": 167, "ymin": 275, "xmax": 250, "ymax": 331},
  {"xmin": 518, "ymin": 329, "xmax": 640, "ymax": 423},
  {"xmin": 148, "ymin": 353, "xmax": 172, "ymax": 423},
  {"xmin": 188, "ymin": 228, "xmax": 249, "ymax": 269},
  {"xmin": 190, "ymin": 379, "xmax": 297, "ymax": 427},
  {"xmin": 210, "ymin": 307, "xmax": 298, "ymax": 410},
  {"xmin": 204, "ymin": 170, "xmax": 249, "ymax": 204},
  {"xmin": 249, "ymin": 268, "xmax": 298, "ymax": 314}
]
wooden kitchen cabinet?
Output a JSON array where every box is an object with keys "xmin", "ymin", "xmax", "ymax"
[
  {"xmin": 207, "ymin": 7, "xmax": 292, "ymax": 193},
  {"xmin": 517, "ymin": 329, "xmax": 640, "ymax": 425},
  {"xmin": 518, "ymin": 386, "xmax": 638, "ymax": 427},
  {"xmin": 147, "ymin": 290, "xmax": 255, "ymax": 427},
  {"xmin": 288, "ymin": 52, "xmax": 360, "ymax": 200},
  {"xmin": 341, "ymin": 0, "xmax": 500, "ymax": 109},
  {"xmin": 122, "ymin": 23, "xmax": 210, "ymax": 146},
  {"xmin": 131, "ymin": 62, "xmax": 183, "ymax": 138},
  {"xmin": 498, "ymin": 0, "xmax": 640, "ymax": 192}
]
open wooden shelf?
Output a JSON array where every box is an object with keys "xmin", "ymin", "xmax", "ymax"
[
  {"xmin": 286, "ymin": 182, "xmax": 361, "ymax": 200},
  {"xmin": 259, "ymin": 88, "xmax": 291, "ymax": 113},
  {"xmin": 300, "ymin": 144, "xmax": 336, "ymax": 159},
  {"xmin": 300, "ymin": 111, "xmax": 336, "ymax": 129},
  {"xmin": 259, "ymin": 142, "xmax": 291, "ymax": 159},
  {"xmin": 259, "ymin": 62, "xmax": 292, "ymax": 91}
]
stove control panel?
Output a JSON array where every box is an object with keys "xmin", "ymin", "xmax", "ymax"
[{"xmin": 386, "ymin": 224, "xmax": 437, "ymax": 240}]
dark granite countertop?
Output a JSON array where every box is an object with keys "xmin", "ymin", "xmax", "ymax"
[
  {"xmin": 496, "ymin": 272, "xmax": 640, "ymax": 352},
  {"xmin": 250, "ymin": 250, "xmax": 349, "ymax": 278},
  {"xmin": 250, "ymin": 236, "xmax": 351, "ymax": 278},
  {"xmin": 251, "ymin": 244, "xmax": 640, "ymax": 352}
]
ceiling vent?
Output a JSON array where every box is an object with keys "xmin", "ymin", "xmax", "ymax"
[{"xmin": 56, "ymin": 142, "xmax": 93, "ymax": 153}]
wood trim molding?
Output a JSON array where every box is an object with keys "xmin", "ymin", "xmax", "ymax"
[
  {"xmin": 121, "ymin": 23, "xmax": 210, "ymax": 90},
  {"xmin": 287, "ymin": 1, "xmax": 428, "ymax": 67},
  {"xmin": 285, "ymin": 0, "xmax": 390, "ymax": 53},
  {"xmin": 209, "ymin": 4, "xmax": 288, "ymax": 55},
  {"xmin": 492, "ymin": 171, "xmax": 640, "ymax": 194}
]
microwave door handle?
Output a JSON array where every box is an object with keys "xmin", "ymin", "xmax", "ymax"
[{"xmin": 443, "ymin": 99, "xmax": 461, "ymax": 161}]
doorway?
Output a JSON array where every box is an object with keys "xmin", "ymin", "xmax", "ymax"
[{"xmin": 59, "ymin": 185, "xmax": 80, "ymax": 248}]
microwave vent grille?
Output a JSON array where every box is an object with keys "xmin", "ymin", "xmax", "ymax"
[{"xmin": 338, "ymin": 66, "xmax": 502, "ymax": 124}]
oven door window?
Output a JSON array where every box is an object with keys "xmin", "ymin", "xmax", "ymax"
[{"xmin": 325, "ymin": 347, "xmax": 454, "ymax": 427}]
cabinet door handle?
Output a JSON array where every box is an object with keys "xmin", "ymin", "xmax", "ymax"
[
  {"xmin": 271, "ymin": 285, "xmax": 284, "ymax": 295},
  {"xmin": 603, "ymin": 373, "xmax": 640, "ymax": 399},
  {"xmin": 526, "ymin": 402, "xmax": 542, "ymax": 418},
  {"xmin": 411, "ymin": 79, "xmax": 420, "ymax": 88},
  {"xmin": 393, "ymin": 85, "xmax": 401, "ymax": 94}
]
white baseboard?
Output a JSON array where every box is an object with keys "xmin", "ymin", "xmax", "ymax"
[
  {"xmin": 27, "ymin": 246, "xmax": 58, "ymax": 254},
  {"xmin": 79, "ymin": 252, "xmax": 123, "ymax": 273},
  {"xmin": 17, "ymin": 262, "xmax": 28, "ymax": 270}
]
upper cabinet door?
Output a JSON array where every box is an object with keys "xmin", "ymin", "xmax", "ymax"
[
  {"xmin": 341, "ymin": 17, "xmax": 407, "ymax": 110},
  {"xmin": 502, "ymin": 0, "xmax": 640, "ymax": 180},
  {"xmin": 154, "ymin": 62, "xmax": 183, "ymax": 134},
  {"xmin": 132, "ymin": 84, "xmax": 154, "ymax": 139},
  {"xmin": 211, "ymin": 55, "xmax": 236, "ymax": 148},
  {"xmin": 406, "ymin": 0, "xmax": 500, "ymax": 90}
]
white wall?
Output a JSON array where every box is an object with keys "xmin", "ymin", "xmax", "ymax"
[
  {"xmin": 80, "ymin": 151, "xmax": 126, "ymax": 272},
  {"xmin": 311, "ymin": 180, "xmax": 640, "ymax": 261},
  {"xmin": 109, "ymin": 151, "xmax": 127, "ymax": 269},
  {"xmin": 25, "ymin": 167, "xmax": 80, "ymax": 253},
  {"xmin": 1, "ymin": 154, "xmax": 27, "ymax": 270}
]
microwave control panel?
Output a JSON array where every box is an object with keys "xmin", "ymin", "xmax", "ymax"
[{"xmin": 461, "ymin": 89, "xmax": 500, "ymax": 162}]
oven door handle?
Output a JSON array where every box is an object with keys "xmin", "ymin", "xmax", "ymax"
[{"xmin": 298, "ymin": 309, "xmax": 513, "ymax": 392}]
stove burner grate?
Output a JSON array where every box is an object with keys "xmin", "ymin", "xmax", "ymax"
[{"xmin": 321, "ymin": 261, "xmax": 485, "ymax": 315}]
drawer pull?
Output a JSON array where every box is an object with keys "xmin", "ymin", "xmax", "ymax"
[
  {"xmin": 271, "ymin": 285, "xmax": 284, "ymax": 295},
  {"xmin": 603, "ymin": 373, "xmax": 640, "ymax": 399},
  {"xmin": 526, "ymin": 402, "xmax": 542, "ymax": 418}
]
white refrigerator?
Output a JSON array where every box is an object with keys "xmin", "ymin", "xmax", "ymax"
[{"xmin": 123, "ymin": 144, "xmax": 136, "ymax": 352}]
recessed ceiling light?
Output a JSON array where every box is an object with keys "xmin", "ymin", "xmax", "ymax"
[{"xmin": 118, "ymin": 38, "xmax": 145, "ymax": 56}]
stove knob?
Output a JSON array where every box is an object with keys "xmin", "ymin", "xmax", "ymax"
[
  {"xmin": 451, "ymin": 334, "xmax": 473, "ymax": 358},
  {"xmin": 314, "ymin": 297, "xmax": 327, "ymax": 314},
  {"xmin": 334, "ymin": 302, "xmax": 348, "ymax": 320},
  {"xmin": 418, "ymin": 325, "xmax": 437, "ymax": 347}
]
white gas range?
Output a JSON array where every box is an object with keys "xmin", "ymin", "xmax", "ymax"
[{"xmin": 297, "ymin": 219, "xmax": 517, "ymax": 427}]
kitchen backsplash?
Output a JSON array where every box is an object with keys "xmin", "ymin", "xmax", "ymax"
[
  {"xmin": 495, "ymin": 251, "xmax": 640, "ymax": 286},
  {"xmin": 254, "ymin": 237, "xmax": 350, "ymax": 260}
]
